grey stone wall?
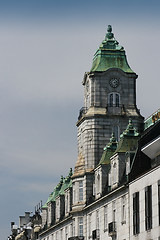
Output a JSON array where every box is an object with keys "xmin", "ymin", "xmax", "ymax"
[{"xmin": 77, "ymin": 68, "xmax": 144, "ymax": 172}]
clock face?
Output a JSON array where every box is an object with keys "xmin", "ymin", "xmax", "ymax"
[{"xmin": 109, "ymin": 78, "xmax": 119, "ymax": 88}]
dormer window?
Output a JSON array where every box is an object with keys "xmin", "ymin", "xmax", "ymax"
[
  {"xmin": 108, "ymin": 92, "xmax": 120, "ymax": 107},
  {"xmin": 113, "ymin": 162, "xmax": 117, "ymax": 184},
  {"xmin": 97, "ymin": 174, "xmax": 100, "ymax": 194}
]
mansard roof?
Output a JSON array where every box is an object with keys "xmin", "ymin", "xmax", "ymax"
[{"xmin": 90, "ymin": 25, "xmax": 134, "ymax": 73}]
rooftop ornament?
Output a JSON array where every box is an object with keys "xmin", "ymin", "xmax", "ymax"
[{"xmin": 105, "ymin": 25, "xmax": 114, "ymax": 39}]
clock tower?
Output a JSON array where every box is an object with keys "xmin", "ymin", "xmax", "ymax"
[{"xmin": 73, "ymin": 25, "xmax": 144, "ymax": 177}]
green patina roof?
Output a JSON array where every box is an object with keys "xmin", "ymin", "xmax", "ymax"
[
  {"xmin": 115, "ymin": 119, "xmax": 139, "ymax": 153},
  {"xmin": 41, "ymin": 192, "xmax": 53, "ymax": 209},
  {"xmin": 90, "ymin": 25, "xmax": 134, "ymax": 73},
  {"xmin": 59, "ymin": 168, "xmax": 72, "ymax": 195},
  {"xmin": 42, "ymin": 169, "xmax": 73, "ymax": 208},
  {"xmin": 98, "ymin": 134, "xmax": 118, "ymax": 165},
  {"xmin": 50, "ymin": 176, "xmax": 64, "ymax": 201},
  {"xmin": 42, "ymin": 176, "xmax": 64, "ymax": 208}
]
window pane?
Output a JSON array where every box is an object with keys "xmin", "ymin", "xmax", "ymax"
[
  {"xmin": 116, "ymin": 94, "xmax": 119, "ymax": 107},
  {"xmin": 145, "ymin": 185, "xmax": 152, "ymax": 230},
  {"xmin": 104, "ymin": 205, "xmax": 107, "ymax": 230},
  {"xmin": 79, "ymin": 217, "xmax": 83, "ymax": 236},
  {"xmin": 133, "ymin": 192, "xmax": 139, "ymax": 235},
  {"xmin": 79, "ymin": 181, "xmax": 83, "ymax": 201},
  {"xmin": 110, "ymin": 94, "xmax": 113, "ymax": 106}
]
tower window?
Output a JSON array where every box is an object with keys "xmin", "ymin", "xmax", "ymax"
[
  {"xmin": 116, "ymin": 93, "xmax": 120, "ymax": 107},
  {"xmin": 108, "ymin": 92, "xmax": 120, "ymax": 107},
  {"xmin": 110, "ymin": 93, "xmax": 114, "ymax": 107},
  {"xmin": 79, "ymin": 181, "xmax": 83, "ymax": 201}
]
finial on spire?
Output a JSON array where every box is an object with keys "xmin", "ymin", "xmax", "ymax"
[
  {"xmin": 104, "ymin": 133, "xmax": 117, "ymax": 151},
  {"xmin": 60, "ymin": 175, "xmax": 63, "ymax": 183},
  {"xmin": 68, "ymin": 168, "xmax": 73, "ymax": 177},
  {"xmin": 106, "ymin": 25, "xmax": 114, "ymax": 39}
]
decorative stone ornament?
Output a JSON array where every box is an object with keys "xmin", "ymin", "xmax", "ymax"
[{"xmin": 109, "ymin": 78, "xmax": 119, "ymax": 88}]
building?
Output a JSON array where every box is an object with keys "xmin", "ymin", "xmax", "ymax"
[{"xmin": 8, "ymin": 26, "xmax": 160, "ymax": 240}]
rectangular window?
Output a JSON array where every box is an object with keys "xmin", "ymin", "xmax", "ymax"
[
  {"xmin": 66, "ymin": 194, "xmax": 68, "ymax": 214},
  {"xmin": 104, "ymin": 205, "xmax": 108, "ymax": 230},
  {"xmin": 60, "ymin": 229, "xmax": 63, "ymax": 240},
  {"xmin": 96, "ymin": 210, "xmax": 99, "ymax": 230},
  {"xmin": 73, "ymin": 219, "xmax": 75, "ymax": 236},
  {"xmin": 79, "ymin": 181, "xmax": 83, "ymax": 201},
  {"xmin": 145, "ymin": 185, "xmax": 152, "ymax": 230},
  {"xmin": 65, "ymin": 227, "xmax": 68, "ymax": 240},
  {"xmin": 89, "ymin": 214, "xmax": 92, "ymax": 237},
  {"xmin": 112, "ymin": 201, "xmax": 116, "ymax": 222},
  {"xmin": 133, "ymin": 192, "xmax": 139, "ymax": 235},
  {"xmin": 78, "ymin": 217, "xmax": 83, "ymax": 237},
  {"xmin": 73, "ymin": 183, "xmax": 76, "ymax": 203},
  {"xmin": 70, "ymin": 223, "xmax": 73, "ymax": 237},
  {"xmin": 56, "ymin": 232, "xmax": 58, "ymax": 240},
  {"xmin": 122, "ymin": 196, "xmax": 126, "ymax": 223},
  {"xmin": 158, "ymin": 180, "xmax": 160, "ymax": 225}
]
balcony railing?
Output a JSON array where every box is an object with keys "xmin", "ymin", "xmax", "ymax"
[{"xmin": 78, "ymin": 107, "xmax": 88, "ymax": 120}]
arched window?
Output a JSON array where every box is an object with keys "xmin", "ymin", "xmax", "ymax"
[
  {"xmin": 116, "ymin": 93, "xmax": 120, "ymax": 107},
  {"xmin": 108, "ymin": 92, "xmax": 120, "ymax": 107},
  {"xmin": 110, "ymin": 93, "xmax": 113, "ymax": 107}
]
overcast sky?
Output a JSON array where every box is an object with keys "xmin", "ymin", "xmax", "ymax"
[{"xmin": 1, "ymin": 0, "xmax": 160, "ymax": 238}]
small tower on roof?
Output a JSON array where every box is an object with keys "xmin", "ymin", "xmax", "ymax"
[{"xmin": 108, "ymin": 119, "xmax": 140, "ymax": 190}]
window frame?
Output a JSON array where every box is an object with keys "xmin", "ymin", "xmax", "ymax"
[
  {"xmin": 78, "ymin": 217, "xmax": 83, "ymax": 237},
  {"xmin": 79, "ymin": 181, "xmax": 83, "ymax": 201},
  {"xmin": 145, "ymin": 185, "xmax": 152, "ymax": 230},
  {"xmin": 133, "ymin": 192, "xmax": 140, "ymax": 235},
  {"xmin": 108, "ymin": 92, "xmax": 120, "ymax": 107}
]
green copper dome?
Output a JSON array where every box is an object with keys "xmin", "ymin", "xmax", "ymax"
[{"xmin": 90, "ymin": 25, "xmax": 134, "ymax": 73}]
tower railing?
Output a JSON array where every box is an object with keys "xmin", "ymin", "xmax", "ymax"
[{"xmin": 78, "ymin": 107, "xmax": 88, "ymax": 120}]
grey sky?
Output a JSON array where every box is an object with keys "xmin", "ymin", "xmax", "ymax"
[{"xmin": 0, "ymin": 1, "xmax": 160, "ymax": 239}]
